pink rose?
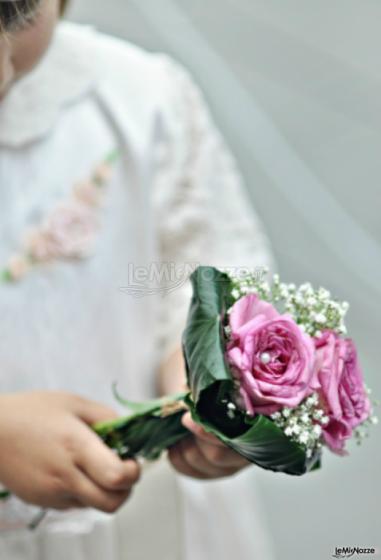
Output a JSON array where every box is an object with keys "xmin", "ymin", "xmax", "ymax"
[
  {"xmin": 226, "ymin": 294, "xmax": 316, "ymax": 415},
  {"xmin": 314, "ymin": 331, "xmax": 371, "ymax": 454}
]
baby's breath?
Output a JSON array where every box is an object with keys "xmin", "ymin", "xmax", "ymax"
[
  {"xmin": 229, "ymin": 270, "xmax": 348, "ymax": 337},
  {"xmin": 354, "ymin": 394, "xmax": 379, "ymax": 446},
  {"xmin": 270, "ymin": 393, "xmax": 325, "ymax": 456}
]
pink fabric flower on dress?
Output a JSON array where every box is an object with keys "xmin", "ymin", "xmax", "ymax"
[
  {"xmin": 7, "ymin": 255, "xmax": 30, "ymax": 280},
  {"xmin": 74, "ymin": 180, "xmax": 103, "ymax": 207},
  {"xmin": 314, "ymin": 331, "xmax": 371, "ymax": 454},
  {"xmin": 94, "ymin": 162, "xmax": 113, "ymax": 184},
  {"xmin": 26, "ymin": 201, "xmax": 99, "ymax": 261},
  {"xmin": 226, "ymin": 294, "xmax": 316, "ymax": 415}
]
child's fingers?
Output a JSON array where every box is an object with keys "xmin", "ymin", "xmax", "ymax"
[
  {"xmin": 168, "ymin": 444, "xmax": 210, "ymax": 480},
  {"xmin": 72, "ymin": 395, "xmax": 119, "ymax": 425},
  {"xmin": 179, "ymin": 438, "xmax": 239, "ymax": 478},
  {"xmin": 168, "ymin": 439, "xmax": 241, "ymax": 479},
  {"xmin": 70, "ymin": 468, "xmax": 132, "ymax": 514},
  {"xmin": 181, "ymin": 412, "xmax": 225, "ymax": 447},
  {"xmin": 195, "ymin": 437, "xmax": 250, "ymax": 469},
  {"xmin": 75, "ymin": 426, "xmax": 141, "ymax": 492},
  {"xmin": 181, "ymin": 413, "xmax": 250, "ymax": 470}
]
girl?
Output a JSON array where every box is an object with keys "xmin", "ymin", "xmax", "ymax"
[{"xmin": 0, "ymin": 1, "xmax": 274, "ymax": 558}]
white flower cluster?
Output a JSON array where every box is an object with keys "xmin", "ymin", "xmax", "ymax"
[
  {"xmin": 270, "ymin": 393, "xmax": 328, "ymax": 457},
  {"xmin": 229, "ymin": 270, "xmax": 349, "ymax": 337},
  {"xmin": 354, "ymin": 387, "xmax": 379, "ymax": 445}
]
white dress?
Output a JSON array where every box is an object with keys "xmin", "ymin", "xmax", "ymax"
[{"xmin": 0, "ymin": 22, "xmax": 275, "ymax": 560}]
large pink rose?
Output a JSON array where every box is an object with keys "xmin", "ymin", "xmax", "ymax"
[
  {"xmin": 226, "ymin": 294, "xmax": 316, "ymax": 415},
  {"xmin": 314, "ymin": 331, "xmax": 371, "ymax": 454}
]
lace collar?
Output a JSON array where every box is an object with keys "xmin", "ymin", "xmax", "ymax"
[{"xmin": 0, "ymin": 22, "xmax": 98, "ymax": 148}]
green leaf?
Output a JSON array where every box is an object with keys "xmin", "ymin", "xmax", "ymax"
[
  {"xmin": 96, "ymin": 411, "xmax": 188, "ymax": 461},
  {"xmin": 223, "ymin": 416, "xmax": 320, "ymax": 475},
  {"xmin": 93, "ymin": 393, "xmax": 189, "ymax": 460},
  {"xmin": 182, "ymin": 267, "xmax": 235, "ymax": 401},
  {"xmin": 188, "ymin": 394, "xmax": 321, "ymax": 476},
  {"xmin": 1, "ymin": 269, "xmax": 12, "ymax": 283},
  {"xmin": 105, "ymin": 149, "xmax": 120, "ymax": 164},
  {"xmin": 112, "ymin": 383, "xmax": 188, "ymax": 417}
]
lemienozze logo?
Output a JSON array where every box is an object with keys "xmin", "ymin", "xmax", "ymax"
[{"xmin": 333, "ymin": 547, "xmax": 376, "ymax": 558}]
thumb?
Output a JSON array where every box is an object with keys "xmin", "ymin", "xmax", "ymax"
[
  {"xmin": 72, "ymin": 396, "xmax": 119, "ymax": 426},
  {"xmin": 182, "ymin": 412, "xmax": 225, "ymax": 446}
]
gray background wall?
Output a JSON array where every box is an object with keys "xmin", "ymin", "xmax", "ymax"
[{"xmin": 66, "ymin": 2, "xmax": 380, "ymax": 559}]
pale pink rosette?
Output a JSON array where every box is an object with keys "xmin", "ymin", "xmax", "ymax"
[
  {"xmin": 314, "ymin": 331, "xmax": 371, "ymax": 454},
  {"xmin": 73, "ymin": 180, "xmax": 103, "ymax": 207},
  {"xmin": 93, "ymin": 162, "xmax": 113, "ymax": 184},
  {"xmin": 7, "ymin": 255, "xmax": 30, "ymax": 280},
  {"xmin": 226, "ymin": 294, "xmax": 317, "ymax": 415},
  {"xmin": 26, "ymin": 201, "xmax": 99, "ymax": 261}
]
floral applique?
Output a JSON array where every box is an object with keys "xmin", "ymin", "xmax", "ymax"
[{"xmin": 1, "ymin": 150, "xmax": 119, "ymax": 283}]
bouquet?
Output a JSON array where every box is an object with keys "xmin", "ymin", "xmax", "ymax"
[{"xmin": 95, "ymin": 266, "xmax": 377, "ymax": 476}]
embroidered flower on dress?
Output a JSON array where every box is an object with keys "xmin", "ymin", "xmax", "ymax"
[
  {"xmin": 7, "ymin": 255, "xmax": 30, "ymax": 281},
  {"xmin": 26, "ymin": 201, "xmax": 99, "ymax": 261},
  {"xmin": 94, "ymin": 162, "xmax": 113, "ymax": 184},
  {"xmin": 74, "ymin": 180, "xmax": 103, "ymax": 207},
  {"xmin": 1, "ymin": 154, "xmax": 117, "ymax": 283}
]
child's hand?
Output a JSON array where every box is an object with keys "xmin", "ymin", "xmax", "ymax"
[
  {"xmin": 168, "ymin": 412, "xmax": 249, "ymax": 479},
  {"xmin": 0, "ymin": 391, "xmax": 140, "ymax": 513}
]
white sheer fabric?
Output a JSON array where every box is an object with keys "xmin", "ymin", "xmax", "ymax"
[{"xmin": 0, "ymin": 22, "xmax": 274, "ymax": 560}]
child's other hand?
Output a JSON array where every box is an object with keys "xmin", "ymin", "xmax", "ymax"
[
  {"xmin": 0, "ymin": 391, "xmax": 140, "ymax": 513},
  {"xmin": 168, "ymin": 412, "xmax": 249, "ymax": 480}
]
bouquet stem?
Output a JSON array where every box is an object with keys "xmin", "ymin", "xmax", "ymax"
[{"xmin": 93, "ymin": 392, "xmax": 190, "ymax": 460}]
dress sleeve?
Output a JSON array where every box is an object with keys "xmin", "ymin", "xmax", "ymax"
[{"xmin": 152, "ymin": 57, "xmax": 275, "ymax": 362}]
